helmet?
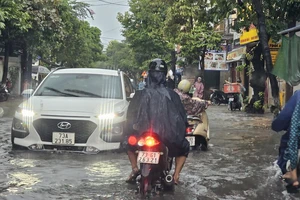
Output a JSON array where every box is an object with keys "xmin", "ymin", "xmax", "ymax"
[
  {"xmin": 148, "ymin": 58, "xmax": 167, "ymax": 75},
  {"xmin": 178, "ymin": 79, "xmax": 192, "ymax": 93}
]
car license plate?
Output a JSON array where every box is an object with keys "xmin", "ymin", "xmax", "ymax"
[
  {"xmin": 186, "ymin": 136, "xmax": 195, "ymax": 146},
  {"xmin": 137, "ymin": 151, "xmax": 160, "ymax": 164},
  {"xmin": 229, "ymin": 97, "xmax": 234, "ymax": 101},
  {"xmin": 52, "ymin": 132, "xmax": 75, "ymax": 145}
]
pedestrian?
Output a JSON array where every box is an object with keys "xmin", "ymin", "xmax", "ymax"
[
  {"xmin": 193, "ymin": 76, "xmax": 204, "ymax": 99},
  {"xmin": 138, "ymin": 77, "xmax": 145, "ymax": 90}
]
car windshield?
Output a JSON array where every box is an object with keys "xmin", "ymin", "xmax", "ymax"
[{"xmin": 34, "ymin": 73, "xmax": 123, "ymax": 99}]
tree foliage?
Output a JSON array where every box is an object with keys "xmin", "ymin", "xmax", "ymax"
[
  {"xmin": 118, "ymin": 0, "xmax": 222, "ymax": 67},
  {"xmin": 118, "ymin": 0, "xmax": 171, "ymax": 67},
  {"xmin": 0, "ymin": 0, "xmax": 104, "ymax": 77},
  {"xmin": 94, "ymin": 40, "xmax": 140, "ymax": 78}
]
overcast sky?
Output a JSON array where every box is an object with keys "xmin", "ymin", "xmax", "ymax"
[{"xmin": 81, "ymin": 0, "xmax": 129, "ymax": 48}]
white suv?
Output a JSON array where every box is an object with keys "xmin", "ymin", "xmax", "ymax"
[{"xmin": 11, "ymin": 68, "xmax": 135, "ymax": 153}]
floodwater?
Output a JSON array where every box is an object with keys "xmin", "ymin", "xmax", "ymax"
[{"xmin": 0, "ymin": 106, "xmax": 299, "ymax": 200}]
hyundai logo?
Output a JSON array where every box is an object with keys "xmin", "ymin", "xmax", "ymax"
[{"xmin": 57, "ymin": 122, "xmax": 71, "ymax": 130}]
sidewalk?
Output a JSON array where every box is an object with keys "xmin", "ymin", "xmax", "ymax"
[{"xmin": 0, "ymin": 96, "xmax": 24, "ymax": 118}]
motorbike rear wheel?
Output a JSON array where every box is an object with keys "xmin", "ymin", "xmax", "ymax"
[{"xmin": 140, "ymin": 176, "xmax": 151, "ymax": 197}]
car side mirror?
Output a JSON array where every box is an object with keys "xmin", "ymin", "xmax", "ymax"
[
  {"xmin": 127, "ymin": 92, "xmax": 135, "ymax": 101},
  {"xmin": 22, "ymin": 89, "xmax": 34, "ymax": 98}
]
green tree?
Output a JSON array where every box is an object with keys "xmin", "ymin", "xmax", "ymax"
[
  {"xmin": 0, "ymin": 0, "xmax": 104, "ymax": 85},
  {"xmin": 118, "ymin": 0, "xmax": 173, "ymax": 68},
  {"xmin": 164, "ymin": 0, "xmax": 222, "ymax": 65},
  {"xmin": 36, "ymin": 0, "xmax": 104, "ymax": 68},
  {"xmin": 0, "ymin": 0, "xmax": 31, "ymax": 83},
  {"xmin": 118, "ymin": 0, "xmax": 223, "ymax": 76},
  {"xmin": 95, "ymin": 40, "xmax": 140, "ymax": 78}
]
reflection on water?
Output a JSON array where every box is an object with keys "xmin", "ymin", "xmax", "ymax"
[
  {"xmin": 85, "ymin": 161, "xmax": 121, "ymax": 178},
  {"xmin": 7, "ymin": 172, "xmax": 40, "ymax": 193},
  {"xmin": 10, "ymin": 158, "xmax": 37, "ymax": 168}
]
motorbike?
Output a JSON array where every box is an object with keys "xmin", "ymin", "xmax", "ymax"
[
  {"xmin": 0, "ymin": 84, "xmax": 9, "ymax": 102},
  {"xmin": 227, "ymin": 93, "xmax": 242, "ymax": 111},
  {"xmin": 185, "ymin": 97, "xmax": 210, "ymax": 151},
  {"xmin": 223, "ymin": 83, "xmax": 243, "ymax": 111},
  {"xmin": 210, "ymin": 89, "xmax": 228, "ymax": 105},
  {"xmin": 128, "ymin": 131, "xmax": 174, "ymax": 197}
]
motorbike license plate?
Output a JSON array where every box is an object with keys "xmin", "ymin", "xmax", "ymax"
[
  {"xmin": 186, "ymin": 136, "xmax": 195, "ymax": 146},
  {"xmin": 52, "ymin": 132, "xmax": 75, "ymax": 145},
  {"xmin": 229, "ymin": 97, "xmax": 234, "ymax": 101},
  {"xmin": 137, "ymin": 151, "xmax": 160, "ymax": 164}
]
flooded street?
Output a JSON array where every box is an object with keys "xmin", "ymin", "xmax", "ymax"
[{"xmin": 0, "ymin": 106, "xmax": 298, "ymax": 200}]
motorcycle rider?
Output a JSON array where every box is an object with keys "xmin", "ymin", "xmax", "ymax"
[
  {"xmin": 175, "ymin": 79, "xmax": 209, "ymax": 116},
  {"xmin": 272, "ymin": 90, "xmax": 300, "ymax": 190},
  {"xmin": 124, "ymin": 58, "xmax": 190, "ymax": 185}
]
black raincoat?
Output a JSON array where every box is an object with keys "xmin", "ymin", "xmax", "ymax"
[{"xmin": 125, "ymin": 71, "xmax": 190, "ymax": 157}]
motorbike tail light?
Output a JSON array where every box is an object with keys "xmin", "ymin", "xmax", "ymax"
[
  {"xmin": 186, "ymin": 127, "xmax": 193, "ymax": 133},
  {"xmin": 128, "ymin": 135, "xmax": 137, "ymax": 146},
  {"xmin": 138, "ymin": 136, "xmax": 160, "ymax": 147}
]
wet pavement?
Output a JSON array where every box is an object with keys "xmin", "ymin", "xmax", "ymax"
[{"xmin": 0, "ymin": 104, "xmax": 299, "ymax": 200}]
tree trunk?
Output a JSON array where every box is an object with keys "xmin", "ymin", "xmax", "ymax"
[
  {"xmin": 245, "ymin": 42, "xmax": 266, "ymax": 114},
  {"xmin": 1, "ymin": 41, "xmax": 10, "ymax": 84},
  {"xmin": 199, "ymin": 46, "xmax": 206, "ymax": 78},
  {"xmin": 252, "ymin": 0, "xmax": 280, "ymax": 108},
  {"xmin": 20, "ymin": 43, "xmax": 32, "ymax": 91}
]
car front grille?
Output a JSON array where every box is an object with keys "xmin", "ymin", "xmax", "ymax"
[{"xmin": 33, "ymin": 119, "xmax": 97, "ymax": 143}]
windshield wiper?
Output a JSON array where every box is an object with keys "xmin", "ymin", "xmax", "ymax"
[
  {"xmin": 44, "ymin": 87, "xmax": 79, "ymax": 97},
  {"xmin": 64, "ymin": 89, "xmax": 103, "ymax": 97}
]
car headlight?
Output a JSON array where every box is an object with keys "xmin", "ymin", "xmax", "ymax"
[
  {"xmin": 98, "ymin": 111, "xmax": 124, "ymax": 120},
  {"xmin": 17, "ymin": 108, "xmax": 35, "ymax": 117},
  {"xmin": 98, "ymin": 113, "xmax": 116, "ymax": 120}
]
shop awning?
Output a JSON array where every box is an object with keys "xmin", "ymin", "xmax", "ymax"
[
  {"xmin": 272, "ymin": 35, "xmax": 300, "ymax": 86},
  {"xmin": 226, "ymin": 55, "xmax": 245, "ymax": 63},
  {"xmin": 226, "ymin": 47, "xmax": 246, "ymax": 63}
]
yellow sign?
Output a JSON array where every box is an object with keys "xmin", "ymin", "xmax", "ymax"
[
  {"xmin": 269, "ymin": 40, "xmax": 281, "ymax": 65},
  {"xmin": 227, "ymin": 47, "xmax": 247, "ymax": 60},
  {"xmin": 240, "ymin": 29, "xmax": 259, "ymax": 45}
]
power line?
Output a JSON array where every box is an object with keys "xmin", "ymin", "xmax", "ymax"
[
  {"xmin": 102, "ymin": 27, "xmax": 120, "ymax": 33},
  {"xmin": 101, "ymin": 36, "xmax": 124, "ymax": 41},
  {"xmin": 90, "ymin": 0, "xmax": 129, "ymax": 6}
]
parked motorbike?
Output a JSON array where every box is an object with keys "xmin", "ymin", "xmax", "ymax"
[
  {"xmin": 0, "ymin": 84, "xmax": 9, "ymax": 102},
  {"xmin": 185, "ymin": 97, "xmax": 210, "ymax": 151},
  {"xmin": 128, "ymin": 132, "xmax": 174, "ymax": 197},
  {"xmin": 210, "ymin": 89, "xmax": 228, "ymax": 105}
]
